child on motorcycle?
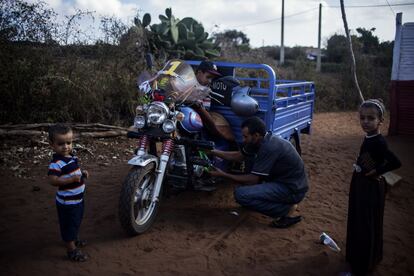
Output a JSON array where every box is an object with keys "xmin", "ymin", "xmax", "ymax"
[{"xmin": 192, "ymin": 60, "xmax": 235, "ymax": 142}]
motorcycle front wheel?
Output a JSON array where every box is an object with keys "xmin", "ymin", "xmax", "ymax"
[{"xmin": 118, "ymin": 163, "xmax": 160, "ymax": 235}]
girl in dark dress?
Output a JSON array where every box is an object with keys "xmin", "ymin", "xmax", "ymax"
[{"xmin": 346, "ymin": 99, "xmax": 402, "ymax": 275}]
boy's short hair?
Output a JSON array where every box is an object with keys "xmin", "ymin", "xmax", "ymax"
[
  {"xmin": 241, "ymin": 116, "xmax": 266, "ymax": 136},
  {"xmin": 48, "ymin": 124, "xmax": 72, "ymax": 142}
]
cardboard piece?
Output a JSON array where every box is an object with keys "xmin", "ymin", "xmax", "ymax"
[{"xmin": 382, "ymin": 171, "xmax": 402, "ymax": 186}]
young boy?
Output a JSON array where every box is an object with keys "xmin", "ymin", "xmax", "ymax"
[{"xmin": 48, "ymin": 124, "xmax": 89, "ymax": 262}]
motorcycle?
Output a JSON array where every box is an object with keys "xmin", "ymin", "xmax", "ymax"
[{"xmin": 118, "ymin": 59, "xmax": 258, "ymax": 236}]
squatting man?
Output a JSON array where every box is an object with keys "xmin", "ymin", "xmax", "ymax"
[{"xmin": 209, "ymin": 116, "xmax": 308, "ymax": 228}]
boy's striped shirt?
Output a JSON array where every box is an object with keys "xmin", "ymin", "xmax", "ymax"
[{"xmin": 48, "ymin": 154, "xmax": 85, "ymax": 205}]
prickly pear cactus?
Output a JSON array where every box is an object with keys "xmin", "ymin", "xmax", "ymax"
[{"xmin": 134, "ymin": 8, "xmax": 220, "ymax": 60}]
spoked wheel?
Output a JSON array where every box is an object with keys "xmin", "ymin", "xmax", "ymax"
[{"xmin": 119, "ymin": 163, "xmax": 160, "ymax": 235}]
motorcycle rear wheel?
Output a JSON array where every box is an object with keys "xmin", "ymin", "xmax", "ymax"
[{"xmin": 118, "ymin": 163, "xmax": 160, "ymax": 235}]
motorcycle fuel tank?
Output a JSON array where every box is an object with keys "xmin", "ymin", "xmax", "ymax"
[{"xmin": 179, "ymin": 107, "xmax": 203, "ymax": 133}]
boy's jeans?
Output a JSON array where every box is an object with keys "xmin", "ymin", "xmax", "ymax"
[
  {"xmin": 234, "ymin": 182, "xmax": 307, "ymax": 218},
  {"xmin": 56, "ymin": 200, "xmax": 84, "ymax": 242}
]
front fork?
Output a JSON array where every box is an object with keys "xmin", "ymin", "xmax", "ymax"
[
  {"xmin": 131, "ymin": 135, "xmax": 174, "ymax": 203},
  {"xmin": 151, "ymin": 139, "xmax": 174, "ymax": 203}
]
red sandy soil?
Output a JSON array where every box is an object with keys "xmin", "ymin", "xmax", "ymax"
[{"xmin": 0, "ymin": 112, "xmax": 413, "ymax": 276}]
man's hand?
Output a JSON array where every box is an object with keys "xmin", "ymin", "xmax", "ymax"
[
  {"xmin": 208, "ymin": 149, "xmax": 244, "ymax": 162},
  {"xmin": 208, "ymin": 167, "xmax": 260, "ymax": 185},
  {"xmin": 209, "ymin": 166, "xmax": 226, "ymax": 178},
  {"xmin": 190, "ymin": 100, "xmax": 203, "ymax": 110}
]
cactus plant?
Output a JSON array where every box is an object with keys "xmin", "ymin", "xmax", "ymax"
[
  {"xmin": 135, "ymin": 8, "xmax": 220, "ymax": 60},
  {"xmin": 143, "ymin": 13, "xmax": 151, "ymax": 28}
]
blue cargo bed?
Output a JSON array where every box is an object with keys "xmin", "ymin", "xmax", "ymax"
[{"xmin": 186, "ymin": 60, "xmax": 315, "ymax": 144}]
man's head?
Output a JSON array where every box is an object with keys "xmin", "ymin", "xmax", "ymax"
[
  {"xmin": 241, "ymin": 117, "xmax": 266, "ymax": 149},
  {"xmin": 48, "ymin": 124, "xmax": 73, "ymax": 157},
  {"xmin": 196, "ymin": 60, "xmax": 221, "ymax": 86}
]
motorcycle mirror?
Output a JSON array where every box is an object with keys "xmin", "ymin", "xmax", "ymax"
[
  {"xmin": 231, "ymin": 86, "xmax": 259, "ymax": 116},
  {"xmin": 145, "ymin": 53, "xmax": 154, "ymax": 70},
  {"xmin": 137, "ymin": 71, "xmax": 152, "ymax": 87}
]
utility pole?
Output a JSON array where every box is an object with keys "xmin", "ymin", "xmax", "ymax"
[
  {"xmin": 280, "ymin": 0, "xmax": 285, "ymax": 65},
  {"xmin": 316, "ymin": 3, "xmax": 322, "ymax": 72}
]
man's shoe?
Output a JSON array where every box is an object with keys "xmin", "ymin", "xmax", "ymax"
[
  {"xmin": 193, "ymin": 183, "xmax": 217, "ymax": 192},
  {"xmin": 270, "ymin": 215, "xmax": 302, "ymax": 228}
]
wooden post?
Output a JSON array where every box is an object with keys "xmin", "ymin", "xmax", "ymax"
[
  {"xmin": 389, "ymin": 12, "xmax": 403, "ymax": 135},
  {"xmin": 316, "ymin": 3, "xmax": 322, "ymax": 72},
  {"xmin": 391, "ymin": 13, "xmax": 402, "ymax": 81}
]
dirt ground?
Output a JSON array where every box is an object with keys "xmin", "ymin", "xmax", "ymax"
[{"xmin": 1, "ymin": 112, "xmax": 413, "ymax": 276}]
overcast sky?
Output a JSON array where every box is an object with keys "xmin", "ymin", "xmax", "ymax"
[{"xmin": 30, "ymin": 0, "xmax": 414, "ymax": 48}]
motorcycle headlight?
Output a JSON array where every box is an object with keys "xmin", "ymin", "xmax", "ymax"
[
  {"xmin": 147, "ymin": 102, "xmax": 169, "ymax": 125},
  {"xmin": 134, "ymin": 115, "xmax": 146, "ymax": 129},
  {"xmin": 162, "ymin": 119, "xmax": 176, "ymax": 133},
  {"xmin": 175, "ymin": 111, "xmax": 185, "ymax": 122}
]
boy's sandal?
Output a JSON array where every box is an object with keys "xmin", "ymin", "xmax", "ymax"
[
  {"xmin": 67, "ymin": 248, "xmax": 88, "ymax": 262},
  {"xmin": 270, "ymin": 215, "xmax": 302, "ymax": 228},
  {"xmin": 75, "ymin": 239, "xmax": 87, "ymax": 247}
]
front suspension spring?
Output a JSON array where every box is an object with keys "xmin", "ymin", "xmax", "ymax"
[
  {"xmin": 162, "ymin": 139, "xmax": 175, "ymax": 155},
  {"xmin": 139, "ymin": 135, "xmax": 149, "ymax": 152}
]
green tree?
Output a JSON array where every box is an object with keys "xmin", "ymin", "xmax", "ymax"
[
  {"xmin": 213, "ymin": 29, "xmax": 250, "ymax": 47},
  {"xmin": 326, "ymin": 34, "xmax": 348, "ymax": 63},
  {"xmin": 375, "ymin": 40, "xmax": 393, "ymax": 66},
  {"xmin": 356, "ymin": 27, "xmax": 379, "ymax": 54}
]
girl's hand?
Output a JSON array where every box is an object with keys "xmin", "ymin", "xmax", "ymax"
[{"xmin": 365, "ymin": 169, "xmax": 377, "ymax": 177}]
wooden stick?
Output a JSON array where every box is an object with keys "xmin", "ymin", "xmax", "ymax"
[
  {"xmin": 0, "ymin": 123, "xmax": 128, "ymax": 131},
  {"xmin": 0, "ymin": 129, "xmax": 127, "ymax": 139},
  {"xmin": 340, "ymin": 0, "xmax": 365, "ymax": 103},
  {"xmin": 77, "ymin": 130, "xmax": 127, "ymax": 138}
]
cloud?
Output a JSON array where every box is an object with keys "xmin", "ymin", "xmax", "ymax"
[
  {"xmin": 28, "ymin": 0, "xmax": 139, "ymax": 22},
  {"xmin": 22, "ymin": 0, "xmax": 414, "ymax": 47},
  {"xmin": 74, "ymin": 0, "xmax": 138, "ymax": 19}
]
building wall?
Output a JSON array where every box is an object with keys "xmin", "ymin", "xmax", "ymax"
[
  {"xmin": 390, "ymin": 14, "xmax": 414, "ymax": 135},
  {"xmin": 398, "ymin": 23, "xmax": 414, "ymax": 81},
  {"xmin": 389, "ymin": 81, "xmax": 414, "ymax": 135}
]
